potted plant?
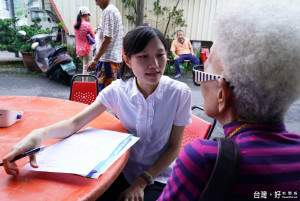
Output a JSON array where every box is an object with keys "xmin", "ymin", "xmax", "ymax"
[
  {"xmin": 0, "ymin": 17, "xmax": 53, "ymax": 72},
  {"xmin": 0, "ymin": 17, "xmax": 21, "ymax": 53},
  {"xmin": 19, "ymin": 44, "xmax": 40, "ymax": 72}
]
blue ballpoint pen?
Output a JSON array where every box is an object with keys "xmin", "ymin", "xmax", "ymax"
[{"xmin": 0, "ymin": 146, "xmax": 46, "ymax": 166}]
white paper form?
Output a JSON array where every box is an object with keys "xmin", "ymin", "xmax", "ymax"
[
  {"xmin": 23, "ymin": 128, "xmax": 138, "ymax": 177},
  {"xmin": 88, "ymin": 136, "xmax": 139, "ymax": 178}
]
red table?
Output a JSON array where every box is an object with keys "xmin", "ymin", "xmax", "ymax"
[{"xmin": 0, "ymin": 96, "xmax": 129, "ymax": 201}]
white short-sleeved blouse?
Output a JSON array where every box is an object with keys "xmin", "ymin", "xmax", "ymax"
[{"xmin": 97, "ymin": 76, "xmax": 192, "ymax": 184}]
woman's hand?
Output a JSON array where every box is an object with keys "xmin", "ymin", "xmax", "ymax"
[
  {"xmin": 2, "ymin": 101, "xmax": 107, "ymax": 176},
  {"xmin": 117, "ymin": 177, "xmax": 147, "ymax": 201},
  {"xmin": 2, "ymin": 129, "xmax": 44, "ymax": 176}
]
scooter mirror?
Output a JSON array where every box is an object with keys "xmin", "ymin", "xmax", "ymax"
[
  {"xmin": 31, "ymin": 42, "xmax": 39, "ymax": 50},
  {"xmin": 18, "ymin": 30, "xmax": 26, "ymax": 36}
]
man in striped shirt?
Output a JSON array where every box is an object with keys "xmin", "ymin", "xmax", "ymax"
[
  {"xmin": 87, "ymin": 0, "xmax": 123, "ymax": 90},
  {"xmin": 158, "ymin": 0, "xmax": 300, "ymax": 200}
]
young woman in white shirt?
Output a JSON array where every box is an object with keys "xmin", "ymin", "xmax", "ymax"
[{"xmin": 3, "ymin": 26, "xmax": 192, "ymax": 201}]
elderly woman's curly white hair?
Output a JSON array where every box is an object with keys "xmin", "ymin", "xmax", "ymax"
[{"xmin": 214, "ymin": 0, "xmax": 300, "ymax": 123}]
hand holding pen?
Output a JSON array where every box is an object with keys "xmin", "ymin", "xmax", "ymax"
[{"xmin": 1, "ymin": 146, "xmax": 46, "ymax": 171}]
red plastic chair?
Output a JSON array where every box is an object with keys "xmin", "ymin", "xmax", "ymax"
[
  {"xmin": 192, "ymin": 105, "xmax": 216, "ymax": 139},
  {"xmin": 180, "ymin": 115, "xmax": 211, "ymax": 151},
  {"xmin": 180, "ymin": 106, "xmax": 216, "ymax": 151},
  {"xmin": 200, "ymin": 46, "xmax": 210, "ymax": 64},
  {"xmin": 165, "ymin": 51, "xmax": 173, "ymax": 73},
  {"xmin": 69, "ymin": 74, "xmax": 99, "ymax": 105}
]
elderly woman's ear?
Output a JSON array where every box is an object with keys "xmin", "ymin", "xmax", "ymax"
[{"xmin": 216, "ymin": 78, "xmax": 233, "ymax": 114}]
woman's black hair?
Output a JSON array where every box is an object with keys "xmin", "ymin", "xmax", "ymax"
[
  {"xmin": 74, "ymin": 12, "xmax": 82, "ymax": 30},
  {"xmin": 120, "ymin": 26, "xmax": 168, "ymax": 81}
]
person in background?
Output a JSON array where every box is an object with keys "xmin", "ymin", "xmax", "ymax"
[
  {"xmin": 2, "ymin": 26, "xmax": 191, "ymax": 201},
  {"xmin": 86, "ymin": 0, "xmax": 123, "ymax": 91},
  {"xmin": 170, "ymin": 30, "xmax": 200, "ymax": 79},
  {"xmin": 159, "ymin": 0, "xmax": 300, "ymax": 200},
  {"xmin": 73, "ymin": 6, "xmax": 95, "ymax": 80}
]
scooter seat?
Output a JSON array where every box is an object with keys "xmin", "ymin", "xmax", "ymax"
[{"xmin": 46, "ymin": 46, "xmax": 68, "ymax": 58}]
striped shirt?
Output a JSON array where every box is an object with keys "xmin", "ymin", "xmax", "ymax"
[
  {"xmin": 97, "ymin": 4, "xmax": 123, "ymax": 63},
  {"xmin": 158, "ymin": 122, "xmax": 300, "ymax": 201}
]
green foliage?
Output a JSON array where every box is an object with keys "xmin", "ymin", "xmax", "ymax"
[
  {"xmin": 120, "ymin": 0, "xmax": 187, "ymax": 38},
  {"xmin": 0, "ymin": 17, "xmax": 51, "ymax": 53},
  {"xmin": 19, "ymin": 44, "xmax": 31, "ymax": 53},
  {"xmin": 0, "ymin": 17, "xmax": 21, "ymax": 52},
  {"xmin": 125, "ymin": 14, "xmax": 135, "ymax": 24},
  {"xmin": 169, "ymin": 9, "xmax": 186, "ymax": 28},
  {"xmin": 121, "ymin": 0, "xmax": 136, "ymax": 9},
  {"xmin": 151, "ymin": 0, "xmax": 187, "ymax": 38},
  {"xmin": 15, "ymin": 8, "xmax": 24, "ymax": 17},
  {"xmin": 121, "ymin": 0, "xmax": 137, "ymax": 24},
  {"xmin": 56, "ymin": 22, "xmax": 64, "ymax": 29},
  {"xmin": 153, "ymin": 0, "xmax": 168, "ymax": 16},
  {"xmin": 151, "ymin": 0, "xmax": 169, "ymax": 27}
]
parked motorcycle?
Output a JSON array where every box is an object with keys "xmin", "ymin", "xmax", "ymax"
[
  {"xmin": 26, "ymin": 34, "xmax": 76, "ymax": 85},
  {"xmin": 45, "ymin": 45, "xmax": 76, "ymax": 85}
]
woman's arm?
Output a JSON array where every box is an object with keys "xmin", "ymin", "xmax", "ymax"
[
  {"xmin": 146, "ymin": 125, "xmax": 185, "ymax": 178},
  {"xmin": 2, "ymin": 101, "xmax": 107, "ymax": 176},
  {"xmin": 120, "ymin": 125, "xmax": 185, "ymax": 201}
]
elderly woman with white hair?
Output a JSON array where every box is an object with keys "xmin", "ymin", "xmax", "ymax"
[{"xmin": 158, "ymin": 0, "xmax": 300, "ymax": 200}]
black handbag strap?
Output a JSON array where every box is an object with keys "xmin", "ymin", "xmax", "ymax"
[{"xmin": 199, "ymin": 137, "xmax": 240, "ymax": 201}]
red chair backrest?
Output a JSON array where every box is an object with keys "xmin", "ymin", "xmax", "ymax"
[
  {"xmin": 70, "ymin": 81, "xmax": 98, "ymax": 105},
  {"xmin": 180, "ymin": 114, "xmax": 211, "ymax": 151},
  {"xmin": 201, "ymin": 47, "xmax": 210, "ymax": 63}
]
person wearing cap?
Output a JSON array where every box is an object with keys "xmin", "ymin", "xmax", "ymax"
[
  {"xmin": 74, "ymin": 6, "xmax": 95, "ymax": 80},
  {"xmin": 86, "ymin": 0, "xmax": 124, "ymax": 91}
]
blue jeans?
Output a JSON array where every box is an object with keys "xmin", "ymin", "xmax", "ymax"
[{"xmin": 174, "ymin": 53, "xmax": 200, "ymax": 75}]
